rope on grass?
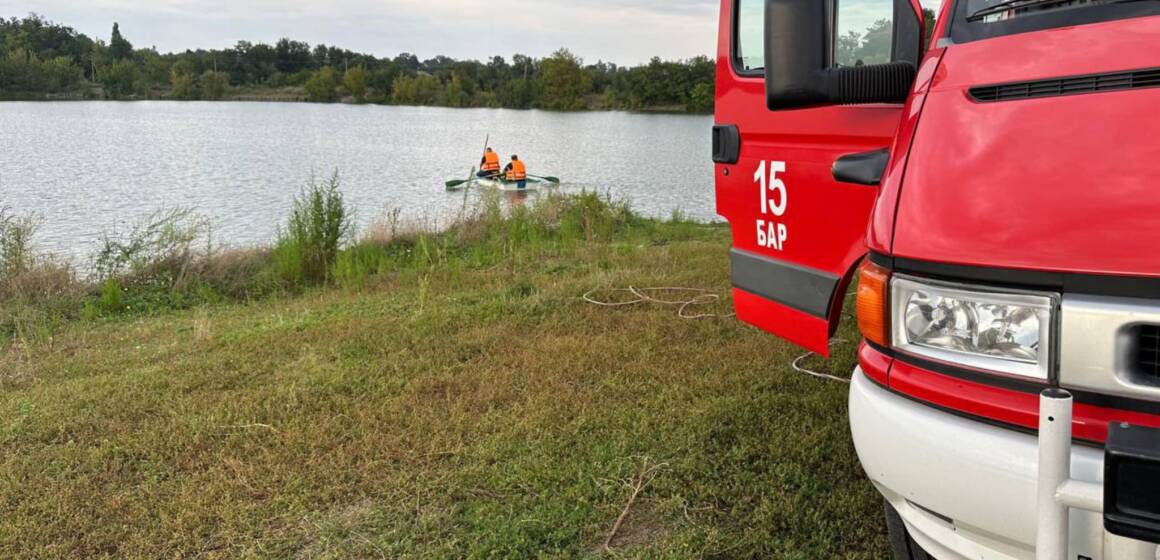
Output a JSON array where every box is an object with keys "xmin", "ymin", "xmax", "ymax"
[
  {"xmin": 791, "ymin": 339, "xmax": 852, "ymax": 384},
  {"xmin": 582, "ymin": 286, "xmax": 735, "ymax": 319},
  {"xmin": 584, "ymin": 287, "xmax": 856, "ymax": 384}
]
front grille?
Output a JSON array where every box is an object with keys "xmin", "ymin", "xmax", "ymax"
[
  {"xmin": 1135, "ymin": 325, "xmax": 1160, "ymax": 382},
  {"xmin": 969, "ymin": 67, "xmax": 1160, "ymax": 102}
]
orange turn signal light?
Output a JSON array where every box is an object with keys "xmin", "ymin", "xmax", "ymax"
[{"xmin": 856, "ymin": 259, "xmax": 891, "ymax": 348}]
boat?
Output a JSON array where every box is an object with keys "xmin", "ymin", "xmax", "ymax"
[
  {"xmin": 445, "ymin": 173, "xmax": 561, "ymax": 192},
  {"xmin": 474, "ymin": 176, "xmax": 554, "ymax": 192}
]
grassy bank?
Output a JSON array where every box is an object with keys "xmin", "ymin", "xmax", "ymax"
[{"xmin": 0, "ymin": 189, "xmax": 879, "ymax": 558}]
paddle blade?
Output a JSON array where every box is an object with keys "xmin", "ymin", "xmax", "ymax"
[
  {"xmin": 541, "ymin": 176, "xmax": 560, "ymax": 183},
  {"xmin": 445, "ymin": 179, "xmax": 468, "ymax": 188}
]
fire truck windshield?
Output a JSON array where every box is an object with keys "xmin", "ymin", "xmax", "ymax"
[
  {"xmin": 966, "ymin": 0, "xmax": 1143, "ymax": 22},
  {"xmin": 950, "ymin": 0, "xmax": 1160, "ymax": 42}
]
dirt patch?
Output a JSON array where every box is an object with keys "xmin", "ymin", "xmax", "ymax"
[{"xmin": 605, "ymin": 504, "xmax": 668, "ymax": 551}]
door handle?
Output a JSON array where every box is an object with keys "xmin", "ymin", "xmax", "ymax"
[
  {"xmin": 832, "ymin": 148, "xmax": 890, "ymax": 186},
  {"xmin": 712, "ymin": 124, "xmax": 741, "ymax": 164}
]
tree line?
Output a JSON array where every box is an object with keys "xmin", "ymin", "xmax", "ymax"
[{"xmin": 0, "ymin": 14, "xmax": 715, "ymax": 112}]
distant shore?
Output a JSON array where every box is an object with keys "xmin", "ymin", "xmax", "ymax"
[
  {"xmin": 0, "ymin": 87, "xmax": 710, "ymax": 114},
  {"xmin": 2, "ymin": 15, "xmax": 715, "ymax": 115}
]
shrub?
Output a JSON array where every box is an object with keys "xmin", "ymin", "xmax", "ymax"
[
  {"xmin": 92, "ymin": 208, "xmax": 211, "ymax": 290},
  {"xmin": 305, "ymin": 67, "xmax": 339, "ymax": 102},
  {"xmin": 0, "ymin": 207, "xmax": 37, "ymax": 279},
  {"xmin": 274, "ymin": 171, "xmax": 352, "ymax": 286},
  {"xmin": 553, "ymin": 191, "xmax": 635, "ymax": 243},
  {"xmin": 200, "ymin": 70, "xmax": 229, "ymax": 100},
  {"xmin": 0, "ymin": 209, "xmax": 84, "ymax": 342},
  {"xmin": 170, "ymin": 66, "xmax": 195, "ymax": 100},
  {"xmin": 98, "ymin": 279, "xmax": 124, "ymax": 313},
  {"xmin": 343, "ymin": 66, "xmax": 368, "ymax": 102}
]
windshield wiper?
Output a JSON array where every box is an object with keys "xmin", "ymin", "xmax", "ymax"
[{"xmin": 966, "ymin": 0, "xmax": 1083, "ymax": 21}]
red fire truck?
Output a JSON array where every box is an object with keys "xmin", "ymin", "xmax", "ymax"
[{"xmin": 713, "ymin": 0, "xmax": 1160, "ymax": 558}]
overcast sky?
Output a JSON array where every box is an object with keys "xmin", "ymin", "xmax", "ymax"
[{"xmin": 1, "ymin": 0, "xmax": 943, "ymax": 66}]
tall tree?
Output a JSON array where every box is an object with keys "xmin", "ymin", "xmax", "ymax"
[
  {"xmin": 539, "ymin": 48, "xmax": 590, "ymax": 111},
  {"xmin": 343, "ymin": 65, "xmax": 367, "ymax": 102},
  {"xmin": 304, "ymin": 66, "xmax": 338, "ymax": 102},
  {"xmin": 169, "ymin": 59, "xmax": 195, "ymax": 100},
  {"xmin": 103, "ymin": 59, "xmax": 138, "ymax": 98},
  {"xmin": 200, "ymin": 70, "xmax": 228, "ymax": 100},
  {"xmin": 274, "ymin": 38, "xmax": 311, "ymax": 74},
  {"xmin": 109, "ymin": 22, "xmax": 132, "ymax": 61}
]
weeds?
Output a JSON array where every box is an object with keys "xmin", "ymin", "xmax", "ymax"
[
  {"xmin": 0, "ymin": 207, "xmax": 37, "ymax": 279},
  {"xmin": 1, "ymin": 173, "xmax": 713, "ymax": 347},
  {"xmin": 92, "ymin": 207, "xmax": 211, "ymax": 288},
  {"xmin": 0, "ymin": 209, "xmax": 84, "ymax": 343},
  {"xmin": 274, "ymin": 170, "xmax": 352, "ymax": 285}
]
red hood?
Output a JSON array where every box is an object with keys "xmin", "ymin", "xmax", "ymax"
[{"xmin": 893, "ymin": 16, "xmax": 1160, "ymax": 278}]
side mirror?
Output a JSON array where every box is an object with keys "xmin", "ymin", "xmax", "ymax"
[{"xmin": 765, "ymin": 0, "xmax": 924, "ymax": 110}]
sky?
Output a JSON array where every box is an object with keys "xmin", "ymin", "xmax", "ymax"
[{"xmin": 1, "ymin": 0, "xmax": 943, "ymax": 66}]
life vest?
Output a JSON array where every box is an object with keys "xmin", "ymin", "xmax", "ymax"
[
  {"xmin": 482, "ymin": 151, "xmax": 501, "ymax": 172},
  {"xmin": 507, "ymin": 159, "xmax": 527, "ymax": 181}
]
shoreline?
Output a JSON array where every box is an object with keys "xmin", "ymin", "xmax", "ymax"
[
  {"xmin": 0, "ymin": 190, "xmax": 718, "ymax": 344},
  {"xmin": 0, "ymin": 93, "xmax": 711, "ymax": 114}
]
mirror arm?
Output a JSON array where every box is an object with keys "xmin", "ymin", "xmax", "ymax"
[{"xmin": 826, "ymin": 62, "xmax": 916, "ymax": 105}]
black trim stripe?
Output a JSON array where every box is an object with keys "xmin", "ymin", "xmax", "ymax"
[
  {"xmin": 730, "ymin": 248, "xmax": 838, "ymax": 319},
  {"xmin": 870, "ymin": 251, "xmax": 1160, "ymax": 300},
  {"xmin": 1069, "ymin": 388, "xmax": 1160, "ymax": 416},
  {"xmin": 868, "ymin": 251, "xmax": 893, "ymax": 270},
  {"xmin": 890, "ymin": 347, "xmax": 1050, "ymax": 395}
]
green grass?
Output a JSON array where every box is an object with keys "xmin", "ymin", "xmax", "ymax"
[{"xmin": 0, "ymin": 192, "xmax": 881, "ymax": 558}]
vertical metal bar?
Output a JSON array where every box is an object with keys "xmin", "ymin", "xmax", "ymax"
[{"xmin": 1037, "ymin": 389, "xmax": 1074, "ymax": 560}]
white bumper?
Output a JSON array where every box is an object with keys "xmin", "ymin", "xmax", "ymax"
[{"xmin": 849, "ymin": 368, "xmax": 1157, "ymax": 560}]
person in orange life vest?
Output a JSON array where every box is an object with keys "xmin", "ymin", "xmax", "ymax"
[
  {"xmin": 477, "ymin": 147, "xmax": 501, "ymax": 178},
  {"xmin": 503, "ymin": 155, "xmax": 528, "ymax": 189}
]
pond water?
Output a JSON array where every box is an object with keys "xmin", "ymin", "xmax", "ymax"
[{"xmin": 0, "ymin": 102, "xmax": 716, "ymax": 261}]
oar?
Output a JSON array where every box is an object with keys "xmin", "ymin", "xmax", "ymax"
[
  {"xmin": 446, "ymin": 165, "xmax": 477, "ymax": 189},
  {"xmin": 528, "ymin": 174, "xmax": 560, "ymax": 184}
]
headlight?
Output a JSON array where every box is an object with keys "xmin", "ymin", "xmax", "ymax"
[{"xmin": 891, "ymin": 275, "xmax": 1056, "ymax": 381}]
